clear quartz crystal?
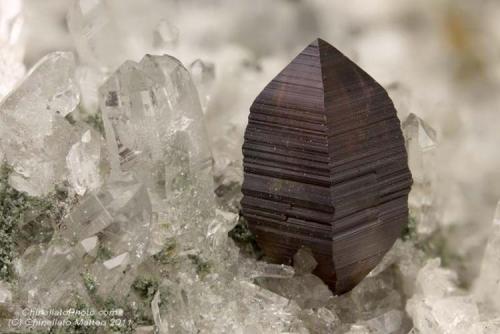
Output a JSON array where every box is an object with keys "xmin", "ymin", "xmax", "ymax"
[
  {"xmin": 299, "ymin": 307, "xmax": 341, "ymax": 334},
  {"xmin": 19, "ymin": 175, "xmax": 153, "ymax": 306},
  {"xmin": 415, "ymin": 258, "xmax": 458, "ymax": 298},
  {"xmin": 402, "ymin": 113, "xmax": 438, "ymax": 236},
  {"xmin": 407, "ymin": 295, "xmax": 481, "ymax": 334},
  {"xmin": 18, "ymin": 242, "xmax": 85, "ymax": 308},
  {"xmin": 0, "ymin": 46, "xmax": 25, "ymax": 99},
  {"xmin": 239, "ymin": 260, "xmax": 295, "ymax": 280},
  {"xmin": 61, "ymin": 174, "xmax": 152, "ymax": 264},
  {"xmin": 407, "ymin": 258, "xmax": 481, "ymax": 334},
  {"xmin": 293, "ymin": 247, "xmax": 318, "ymax": 275},
  {"xmin": 75, "ymin": 65, "xmax": 107, "ymax": 114},
  {"xmin": 0, "ymin": 51, "xmax": 81, "ymax": 196},
  {"xmin": 67, "ymin": 0, "xmax": 172, "ymax": 71},
  {"xmin": 474, "ymin": 201, "xmax": 500, "ymax": 311},
  {"xmin": 362, "ymin": 309, "xmax": 404, "ymax": 334},
  {"xmin": 66, "ymin": 129, "xmax": 102, "ymax": 196},
  {"xmin": 153, "ymin": 19, "xmax": 179, "ymax": 49},
  {"xmin": 257, "ymin": 273, "xmax": 333, "ymax": 309},
  {"xmin": 152, "ymin": 279, "xmax": 197, "ymax": 334},
  {"xmin": 189, "ymin": 59, "xmax": 215, "ymax": 112}
]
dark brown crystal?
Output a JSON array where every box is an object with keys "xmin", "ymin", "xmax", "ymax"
[{"xmin": 241, "ymin": 38, "xmax": 413, "ymax": 294}]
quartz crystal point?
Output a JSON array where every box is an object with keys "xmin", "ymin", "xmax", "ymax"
[
  {"xmin": 0, "ymin": 51, "xmax": 80, "ymax": 196},
  {"xmin": 189, "ymin": 59, "xmax": 216, "ymax": 112},
  {"xmin": 241, "ymin": 38, "xmax": 413, "ymax": 294},
  {"xmin": 67, "ymin": 0, "xmax": 173, "ymax": 70},
  {"xmin": 66, "ymin": 129, "xmax": 102, "ymax": 196},
  {"xmin": 100, "ymin": 54, "xmax": 214, "ymax": 213},
  {"xmin": 402, "ymin": 113, "xmax": 437, "ymax": 184},
  {"xmin": 61, "ymin": 174, "xmax": 152, "ymax": 265},
  {"xmin": 475, "ymin": 200, "xmax": 500, "ymax": 311}
]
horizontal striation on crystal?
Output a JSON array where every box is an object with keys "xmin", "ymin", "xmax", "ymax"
[{"xmin": 241, "ymin": 38, "xmax": 412, "ymax": 294}]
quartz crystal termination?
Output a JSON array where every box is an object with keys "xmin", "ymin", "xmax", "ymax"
[
  {"xmin": 241, "ymin": 38, "xmax": 413, "ymax": 294},
  {"xmin": 0, "ymin": 51, "xmax": 81, "ymax": 196}
]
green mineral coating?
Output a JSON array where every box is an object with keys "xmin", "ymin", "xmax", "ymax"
[
  {"xmin": 401, "ymin": 213, "xmax": 417, "ymax": 241},
  {"xmin": 0, "ymin": 163, "xmax": 66, "ymax": 281},
  {"xmin": 187, "ymin": 254, "xmax": 211, "ymax": 277},
  {"xmin": 81, "ymin": 271, "xmax": 98, "ymax": 294},
  {"xmin": 228, "ymin": 216, "xmax": 255, "ymax": 244},
  {"xmin": 132, "ymin": 276, "xmax": 159, "ymax": 302},
  {"xmin": 95, "ymin": 244, "xmax": 113, "ymax": 261},
  {"xmin": 228, "ymin": 216, "xmax": 262, "ymax": 257},
  {"xmin": 158, "ymin": 285, "xmax": 170, "ymax": 308},
  {"xmin": 153, "ymin": 240, "xmax": 177, "ymax": 264},
  {"xmin": 84, "ymin": 112, "xmax": 105, "ymax": 136}
]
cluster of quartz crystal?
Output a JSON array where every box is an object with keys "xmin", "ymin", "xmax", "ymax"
[
  {"xmin": 402, "ymin": 113, "xmax": 439, "ymax": 237},
  {"xmin": 1, "ymin": 1, "xmax": 500, "ymax": 334}
]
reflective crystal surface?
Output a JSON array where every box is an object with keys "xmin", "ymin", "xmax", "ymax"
[
  {"xmin": 62, "ymin": 174, "xmax": 152, "ymax": 264},
  {"xmin": 100, "ymin": 54, "xmax": 215, "ymax": 253},
  {"xmin": 189, "ymin": 59, "xmax": 215, "ymax": 112},
  {"xmin": 66, "ymin": 129, "xmax": 102, "ymax": 196},
  {"xmin": 475, "ymin": 201, "xmax": 500, "ymax": 311},
  {"xmin": 4, "ymin": 2, "xmax": 500, "ymax": 333},
  {"xmin": 0, "ymin": 51, "xmax": 80, "ymax": 196},
  {"xmin": 403, "ymin": 113, "xmax": 438, "ymax": 236}
]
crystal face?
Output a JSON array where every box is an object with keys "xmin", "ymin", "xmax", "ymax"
[
  {"xmin": 403, "ymin": 113, "xmax": 438, "ymax": 236},
  {"xmin": 61, "ymin": 174, "xmax": 152, "ymax": 264},
  {"xmin": 100, "ymin": 55, "xmax": 213, "ymax": 204},
  {"xmin": 189, "ymin": 59, "xmax": 216, "ymax": 111},
  {"xmin": 0, "ymin": 51, "xmax": 81, "ymax": 196},
  {"xmin": 241, "ymin": 38, "xmax": 413, "ymax": 294},
  {"xmin": 66, "ymin": 129, "xmax": 102, "ymax": 196},
  {"xmin": 474, "ymin": 201, "xmax": 500, "ymax": 311}
]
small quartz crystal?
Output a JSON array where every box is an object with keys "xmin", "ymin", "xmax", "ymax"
[
  {"xmin": 474, "ymin": 200, "xmax": 500, "ymax": 311},
  {"xmin": 66, "ymin": 129, "xmax": 102, "ymax": 196},
  {"xmin": 293, "ymin": 247, "xmax": 318, "ymax": 275},
  {"xmin": 189, "ymin": 59, "xmax": 215, "ymax": 111},
  {"xmin": 403, "ymin": 113, "xmax": 438, "ymax": 236}
]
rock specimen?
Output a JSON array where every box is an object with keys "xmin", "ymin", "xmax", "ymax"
[{"xmin": 241, "ymin": 38, "xmax": 412, "ymax": 294}]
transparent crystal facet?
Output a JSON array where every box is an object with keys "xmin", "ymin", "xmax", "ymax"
[
  {"xmin": 66, "ymin": 129, "xmax": 102, "ymax": 196},
  {"xmin": 62, "ymin": 175, "xmax": 152, "ymax": 264},
  {"xmin": 99, "ymin": 54, "xmax": 215, "ymax": 228},
  {"xmin": 474, "ymin": 200, "xmax": 500, "ymax": 311},
  {"xmin": 189, "ymin": 59, "xmax": 215, "ymax": 111},
  {"xmin": 0, "ymin": 51, "xmax": 80, "ymax": 196}
]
